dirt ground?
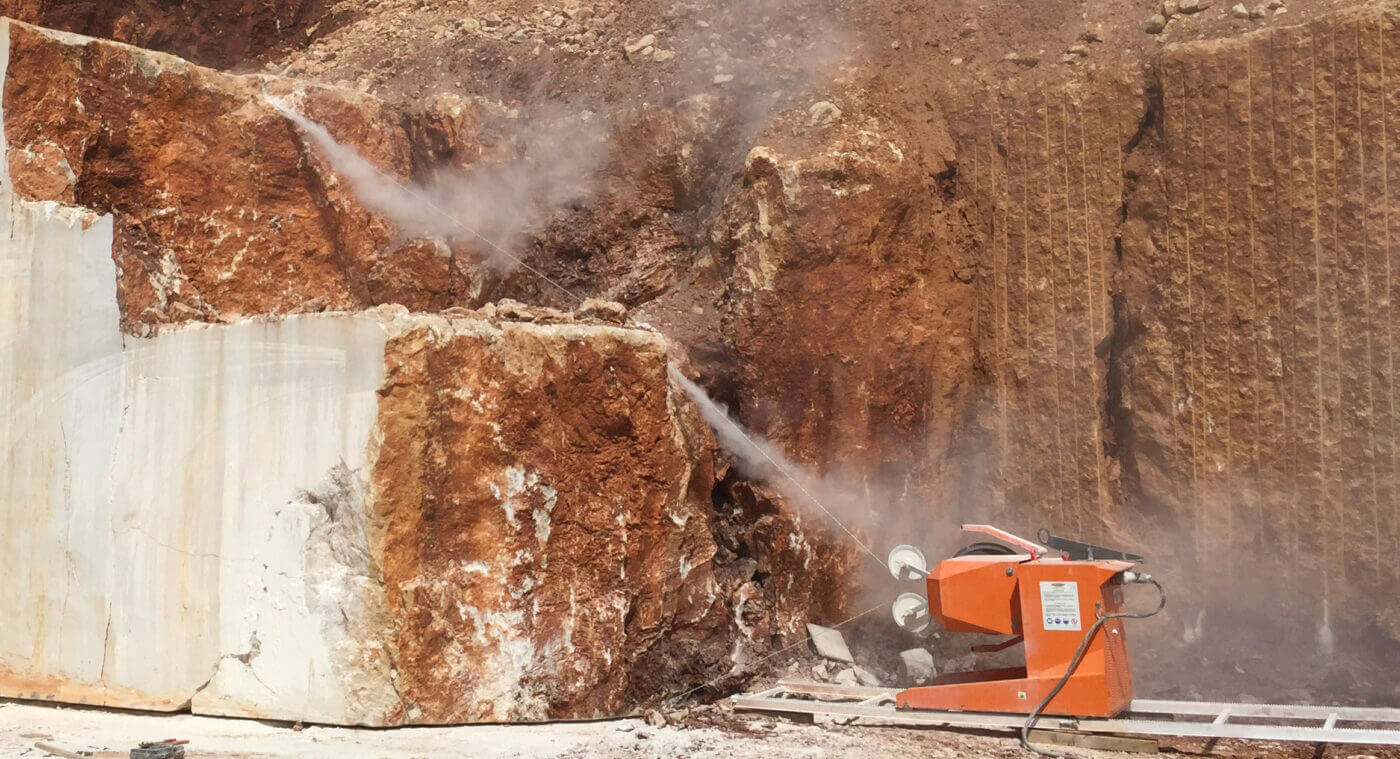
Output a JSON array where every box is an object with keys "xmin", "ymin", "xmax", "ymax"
[{"xmin": 5, "ymin": 697, "xmax": 1400, "ymax": 759}]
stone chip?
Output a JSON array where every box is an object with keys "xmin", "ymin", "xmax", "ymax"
[
  {"xmin": 576, "ymin": 298, "xmax": 629, "ymax": 324},
  {"xmin": 900, "ymin": 648, "xmax": 937, "ymax": 683},
  {"xmin": 624, "ymin": 33, "xmax": 656, "ymax": 55},
  {"xmin": 808, "ymin": 100, "xmax": 843, "ymax": 126},
  {"xmin": 806, "ymin": 623, "xmax": 855, "ymax": 663}
]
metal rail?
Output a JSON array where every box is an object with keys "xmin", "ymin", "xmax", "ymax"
[{"xmin": 732, "ymin": 680, "xmax": 1400, "ymax": 746}]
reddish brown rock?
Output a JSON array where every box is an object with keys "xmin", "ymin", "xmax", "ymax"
[
  {"xmin": 711, "ymin": 100, "xmax": 979, "ymax": 563},
  {"xmin": 368, "ymin": 317, "xmax": 729, "ymax": 721},
  {"xmin": 9, "ymin": 0, "xmax": 1400, "ymax": 713},
  {"xmin": 0, "ymin": 22, "xmax": 751, "ymax": 335},
  {"xmin": 1, "ymin": 21, "xmax": 396, "ymax": 332},
  {"xmin": 1113, "ymin": 5, "xmax": 1400, "ymax": 697},
  {"xmin": 0, "ymin": 21, "xmax": 560, "ymax": 334},
  {"xmin": 0, "ymin": 0, "xmax": 326, "ymax": 69},
  {"xmin": 941, "ymin": 68, "xmax": 1146, "ymax": 542},
  {"xmin": 945, "ymin": 4, "xmax": 1400, "ymax": 701}
]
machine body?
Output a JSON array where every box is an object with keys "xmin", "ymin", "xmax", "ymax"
[{"xmin": 891, "ymin": 526, "xmax": 1140, "ymax": 718}]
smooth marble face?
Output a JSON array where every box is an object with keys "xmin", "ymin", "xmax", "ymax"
[{"xmin": 0, "ymin": 182, "xmax": 396, "ymax": 721}]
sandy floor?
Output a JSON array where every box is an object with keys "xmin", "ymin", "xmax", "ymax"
[
  {"xmin": 6, "ymin": 697, "xmax": 1400, "ymax": 759},
  {"xmin": 0, "ymin": 697, "xmax": 1094, "ymax": 759}
]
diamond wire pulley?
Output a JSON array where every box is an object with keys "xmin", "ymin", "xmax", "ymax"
[{"xmin": 887, "ymin": 544, "xmax": 932, "ymax": 635}]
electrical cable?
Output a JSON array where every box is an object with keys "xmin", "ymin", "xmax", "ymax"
[{"xmin": 1019, "ymin": 578, "xmax": 1166, "ymax": 758}]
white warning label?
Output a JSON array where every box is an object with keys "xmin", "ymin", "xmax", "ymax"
[{"xmin": 1040, "ymin": 581, "xmax": 1082, "ymax": 631}]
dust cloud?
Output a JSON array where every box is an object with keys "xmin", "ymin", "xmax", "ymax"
[
  {"xmin": 671, "ymin": 0, "xmax": 854, "ymax": 138},
  {"xmin": 268, "ymin": 97, "xmax": 604, "ymax": 269},
  {"xmin": 668, "ymin": 364, "xmax": 887, "ymax": 559},
  {"xmin": 619, "ymin": 0, "xmax": 857, "ymax": 180},
  {"xmin": 266, "ymin": 0, "xmax": 852, "ymax": 269}
]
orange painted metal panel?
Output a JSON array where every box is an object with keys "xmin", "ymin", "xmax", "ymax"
[
  {"xmin": 927, "ymin": 557, "xmax": 1021, "ymax": 635},
  {"xmin": 899, "ymin": 557, "xmax": 1135, "ymax": 718}
]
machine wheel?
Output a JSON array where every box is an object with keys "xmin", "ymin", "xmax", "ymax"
[{"xmin": 953, "ymin": 541, "xmax": 1018, "ymax": 557}]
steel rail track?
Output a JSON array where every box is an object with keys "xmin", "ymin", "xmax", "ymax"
[{"xmin": 732, "ymin": 680, "xmax": 1400, "ymax": 745}]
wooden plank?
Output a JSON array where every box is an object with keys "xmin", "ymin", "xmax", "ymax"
[{"xmin": 1029, "ymin": 729, "xmax": 1160, "ymax": 754}]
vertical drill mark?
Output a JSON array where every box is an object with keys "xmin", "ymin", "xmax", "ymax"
[
  {"xmin": 1329, "ymin": 25, "xmax": 1346, "ymax": 581},
  {"xmin": 1380, "ymin": 18, "xmax": 1398, "ymax": 587},
  {"xmin": 1221, "ymin": 55, "xmax": 1236, "ymax": 583},
  {"xmin": 1291, "ymin": 29, "xmax": 1319, "ymax": 573},
  {"xmin": 1246, "ymin": 45, "xmax": 1267, "ymax": 565},
  {"xmin": 1269, "ymin": 31, "xmax": 1304, "ymax": 587},
  {"xmin": 1091, "ymin": 99, "xmax": 1111, "ymax": 351},
  {"xmin": 1354, "ymin": 21, "xmax": 1382, "ymax": 580},
  {"xmin": 1183, "ymin": 59, "xmax": 1205, "ymax": 569},
  {"xmin": 1161, "ymin": 65, "xmax": 1180, "ymax": 537},
  {"xmin": 1077, "ymin": 94, "xmax": 1109, "ymax": 520},
  {"xmin": 1060, "ymin": 94, "xmax": 1090, "ymax": 535},
  {"xmin": 1071, "ymin": 94, "xmax": 1093, "ymax": 406},
  {"xmin": 1041, "ymin": 93, "xmax": 1074, "ymax": 537},
  {"xmin": 992, "ymin": 99, "xmax": 1010, "ymax": 470},
  {"xmin": 1103, "ymin": 93, "xmax": 1115, "ymax": 341},
  {"xmin": 1202, "ymin": 52, "xmax": 1229, "ymax": 575},
  {"xmin": 1103, "ymin": 93, "xmax": 1116, "ymax": 339},
  {"xmin": 1162, "ymin": 62, "xmax": 1186, "ymax": 542},
  {"xmin": 1310, "ymin": 31, "xmax": 1330, "ymax": 577},
  {"xmin": 1079, "ymin": 101, "xmax": 1096, "ymax": 344},
  {"xmin": 1020, "ymin": 95, "xmax": 1038, "ymax": 524}
]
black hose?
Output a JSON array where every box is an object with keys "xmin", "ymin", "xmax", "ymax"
[{"xmin": 1019, "ymin": 578, "xmax": 1166, "ymax": 758}]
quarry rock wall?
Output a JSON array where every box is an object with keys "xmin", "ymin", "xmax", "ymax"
[
  {"xmin": 0, "ymin": 0, "xmax": 325, "ymax": 70},
  {"xmin": 1129, "ymin": 1, "xmax": 1400, "ymax": 608},
  {"xmin": 369, "ymin": 318, "xmax": 726, "ymax": 723},
  {"xmin": 5, "ymin": 0, "xmax": 1400, "ymax": 715},
  {"xmin": 945, "ymin": 70, "xmax": 1145, "ymax": 541},
  {"xmin": 0, "ymin": 19, "xmax": 494, "ymax": 335},
  {"xmin": 0, "ymin": 188, "xmax": 394, "ymax": 718},
  {"xmin": 0, "ymin": 18, "xmax": 763, "ymax": 725},
  {"xmin": 948, "ymin": 2, "xmax": 1400, "ymax": 699}
]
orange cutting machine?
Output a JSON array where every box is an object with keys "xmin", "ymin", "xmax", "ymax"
[{"xmin": 887, "ymin": 525, "xmax": 1162, "ymax": 719}]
